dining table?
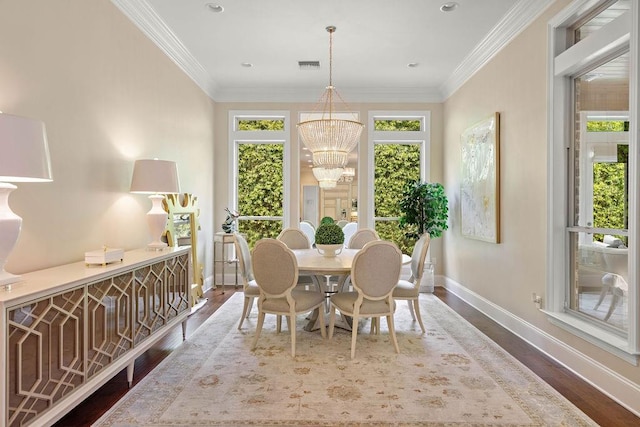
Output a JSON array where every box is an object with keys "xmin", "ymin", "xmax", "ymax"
[{"xmin": 292, "ymin": 248, "xmax": 410, "ymax": 331}]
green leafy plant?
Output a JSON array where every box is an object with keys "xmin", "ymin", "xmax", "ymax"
[
  {"xmin": 320, "ymin": 216, "xmax": 335, "ymax": 225},
  {"xmin": 399, "ymin": 180, "xmax": 449, "ymax": 239},
  {"xmin": 315, "ymin": 223, "xmax": 344, "ymax": 245}
]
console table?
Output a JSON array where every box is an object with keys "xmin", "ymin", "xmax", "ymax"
[
  {"xmin": 0, "ymin": 247, "xmax": 191, "ymax": 427},
  {"xmin": 213, "ymin": 232, "xmax": 239, "ymax": 292}
]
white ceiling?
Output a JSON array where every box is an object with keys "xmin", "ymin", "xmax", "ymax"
[{"xmin": 112, "ymin": 0, "xmax": 554, "ymax": 103}]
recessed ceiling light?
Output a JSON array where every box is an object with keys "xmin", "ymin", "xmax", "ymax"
[
  {"xmin": 241, "ymin": 62, "xmax": 253, "ymax": 68},
  {"xmin": 205, "ymin": 3, "xmax": 224, "ymax": 13},
  {"xmin": 407, "ymin": 63, "xmax": 419, "ymax": 68},
  {"xmin": 440, "ymin": 2, "xmax": 459, "ymax": 12}
]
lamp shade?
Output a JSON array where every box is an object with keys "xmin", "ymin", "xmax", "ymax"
[
  {"xmin": 130, "ymin": 159, "xmax": 180, "ymax": 194},
  {"xmin": 0, "ymin": 113, "xmax": 52, "ymax": 182}
]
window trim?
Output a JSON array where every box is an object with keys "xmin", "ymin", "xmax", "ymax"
[
  {"xmin": 228, "ymin": 110, "xmax": 291, "ymax": 226},
  {"xmin": 546, "ymin": 0, "xmax": 639, "ymax": 361},
  {"xmin": 366, "ymin": 111, "xmax": 430, "ymax": 229}
]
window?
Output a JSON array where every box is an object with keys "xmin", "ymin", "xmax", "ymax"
[
  {"xmin": 367, "ymin": 112, "xmax": 430, "ymax": 254},
  {"xmin": 229, "ymin": 112, "xmax": 290, "ymax": 247},
  {"xmin": 548, "ymin": 0, "xmax": 637, "ymax": 361}
]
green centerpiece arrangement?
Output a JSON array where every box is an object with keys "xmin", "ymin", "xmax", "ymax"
[{"xmin": 315, "ymin": 218, "xmax": 344, "ymax": 257}]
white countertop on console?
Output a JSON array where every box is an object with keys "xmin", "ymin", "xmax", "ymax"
[{"xmin": 0, "ymin": 246, "xmax": 190, "ymax": 306}]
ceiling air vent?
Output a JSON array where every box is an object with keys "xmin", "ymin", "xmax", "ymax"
[{"xmin": 298, "ymin": 61, "xmax": 320, "ymax": 70}]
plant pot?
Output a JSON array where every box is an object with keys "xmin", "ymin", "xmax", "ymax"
[
  {"xmin": 419, "ymin": 261, "xmax": 435, "ymax": 293},
  {"xmin": 316, "ymin": 243, "xmax": 343, "ymax": 257}
]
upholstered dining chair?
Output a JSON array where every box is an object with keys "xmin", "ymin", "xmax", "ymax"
[
  {"xmin": 347, "ymin": 228, "xmax": 380, "ymax": 249},
  {"xmin": 251, "ymin": 238, "xmax": 326, "ymax": 357},
  {"xmin": 341, "ymin": 228, "xmax": 381, "ymax": 292},
  {"xmin": 299, "ymin": 221, "xmax": 316, "ymax": 247},
  {"xmin": 341, "ymin": 222, "xmax": 358, "ymax": 248},
  {"xmin": 233, "ymin": 232, "xmax": 260, "ymax": 330},
  {"xmin": 391, "ymin": 234, "xmax": 430, "ymax": 334},
  {"xmin": 342, "ymin": 222, "xmax": 358, "ymax": 248},
  {"xmin": 277, "ymin": 227, "xmax": 311, "ymax": 249},
  {"xmin": 329, "ymin": 240, "xmax": 402, "ymax": 359},
  {"xmin": 277, "ymin": 227, "xmax": 318, "ymax": 290}
]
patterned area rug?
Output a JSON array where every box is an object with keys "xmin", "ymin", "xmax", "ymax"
[{"xmin": 94, "ymin": 293, "xmax": 596, "ymax": 426}]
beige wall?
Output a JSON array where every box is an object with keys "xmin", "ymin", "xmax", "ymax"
[
  {"xmin": 5, "ymin": 0, "xmax": 638, "ymax": 412},
  {"xmin": 443, "ymin": 0, "xmax": 640, "ymax": 392},
  {"xmin": 214, "ymin": 102, "xmax": 445, "ymax": 270},
  {"xmin": 0, "ymin": 0, "xmax": 215, "ymax": 276}
]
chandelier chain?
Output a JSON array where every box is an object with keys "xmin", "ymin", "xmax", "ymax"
[{"xmin": 327, "ymin": 25, "xmax": 335, "ymax": 118}]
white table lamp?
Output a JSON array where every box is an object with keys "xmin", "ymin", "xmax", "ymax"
[
  {"xmin": 0, "ymin": 113, "xmax": 53, "ymax": 290},
  {"xmin": 130, "ymin": 159, "xmax": 180, "ymax": 249}
]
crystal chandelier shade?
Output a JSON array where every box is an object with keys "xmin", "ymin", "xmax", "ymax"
[
  {"xmin": 297, "ymin": 26, "xmax": 363, "ymax": 188},
  {"xmin": 312, "ymin": 167, "xmax": 344, "ymax": 189},
  {"xmin": 311, "ymin": 149, "xmax": 349, "ymax": 169},
  {"xmin": 298, "ymin": 116, "xmax": 363, "ymax": 167}
]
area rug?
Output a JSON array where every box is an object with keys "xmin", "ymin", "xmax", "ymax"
[{"xmin": 93, "ymin": 293, "xmax": 596, "ymax": 426}]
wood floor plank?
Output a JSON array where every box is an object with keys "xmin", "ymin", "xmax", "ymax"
[{"xmin": 52, "ymin": 286, "xmax": 639, "ymax": 426}]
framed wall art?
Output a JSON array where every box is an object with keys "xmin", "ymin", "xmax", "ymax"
[{"xmin": 460, "ymin": 112, "xmax": 500, "ymax": 243}]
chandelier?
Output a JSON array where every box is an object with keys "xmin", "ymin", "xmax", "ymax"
[
  {"xmin": 297, "ymin": 26, "xmax": 364, "ymax": 186},
  {"xmin": 313, "ymin": 167, "xmax": 344, "ymax": 189},
  {"xmin": 338, "ymin": 167, "xmax": 355, "ymax": 183}
]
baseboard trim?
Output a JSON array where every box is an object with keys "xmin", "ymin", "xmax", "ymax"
[
  {"xmin": 441, "ymin": 277, "xmax": 640, "ymax": 417},
  {"xmin": 203, "ymin": 273, "xmax": 240, "ymax": 293}
]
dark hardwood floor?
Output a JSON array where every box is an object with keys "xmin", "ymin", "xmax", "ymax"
[{"xmin": 54, "ymin": 286, "xmax": 639, "ymax": 426}]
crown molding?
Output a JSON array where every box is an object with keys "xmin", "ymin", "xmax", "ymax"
[
  {"xmin": 213, "ymin": 86, "xmax": 444, "ymax": 104},
  {"xmin": 110, "ymin": 0, "xmax": 219, "ymax": 99},
  {"xmin": 113, "ymin": 0, "xmax": 553, "ymax": 104},
  {"xmin": 439, "ymin": 0, "xmax": 556, "ymax": 100}
]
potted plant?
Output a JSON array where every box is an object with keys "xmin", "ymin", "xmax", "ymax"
[
  {"xmin": 315, "ymin": 219, "xmax": 345, "ymax": 257},
  {"xmin": 399, "ymin": 180, "xmax": 448, "ymax": 292},
  {"xmin": 320, "ymin": 216, "xmax": 335, "ymax": 225},
  {"xmin": 399, "ymin": 180, "xmax": 448, "ymax": 239}
]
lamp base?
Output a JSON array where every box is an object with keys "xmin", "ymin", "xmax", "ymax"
[
  {"xmin": 0, "ymin": 183, "xmax": 22, "ymax": 291},
  {"xmin": 146, "ymin": 194, "xmax": 169, "ymax": 250}
]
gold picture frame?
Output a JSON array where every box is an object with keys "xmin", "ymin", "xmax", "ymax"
[{"xmin": 460, "ymin": 113, "xmax": 500, "ymax": 243}]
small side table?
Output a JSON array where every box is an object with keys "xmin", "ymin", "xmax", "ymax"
[{"xmin": 213, "ymin": 232, "xmax": 239, "ymax": 293}]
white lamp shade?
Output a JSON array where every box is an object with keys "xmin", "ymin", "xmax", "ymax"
[
  {"xmin": 130, "ymin": 159, "xmax": 180, "ymax": 194},
  {"xmin": 0, "ymin": 113, "xmax": 52, "ymax": 182}
]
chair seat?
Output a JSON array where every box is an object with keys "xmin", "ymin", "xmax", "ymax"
[
  {"xmin": 245, "ymin": 280, "xmax": 260, "ymax": 297},
  {"xmin": 261, "ymin": 289, "xmax": 324, "ymax": 313},
  {"xmin": 392, "ymin": 279, "xmax": 417, "ymax": 298},
  {"xmin": 331, "ymin": 291, "xmax": 395, "ymax": 316}
]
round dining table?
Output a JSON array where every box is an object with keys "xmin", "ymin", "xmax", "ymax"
[
  {"xmin": 291, "ymin": 248, "xmax": 410, "ymax": 331},
  {"xmin": 293, "ymin": 248, "xmax": 359, "ymax": 275},
  {"xmin": 293, "ymin": 248, "xmax": 410, "ymax": 274}
]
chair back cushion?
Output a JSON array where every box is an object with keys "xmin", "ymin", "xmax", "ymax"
[
  {"xmin": 233, "ymin": 233, "xmax": 254, "ymax": 282},
  {"xmin": 348, "ymin": 228, "xmax": 380, "ymax": 249},
  {"xmin": 410, "ymin": 234, "xmax": 431, "ymax": 282},
  {"xmin": 277, "ymin": 228, "xmax": 311, "ymax": 249},
  {"xmin": 351, "ymin": 240, "xmax": 402, "ymax": 299},
  {"xmin": 299, "ymin": 221, "xmax": 316, "ymax": 246},
  {"xmin": 252, "ymin": 238, "xmax": 299, "ymax": 296},
  {"xmin": 341, "ymin": 222, "xmax": 358, "ymax": 248}
]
